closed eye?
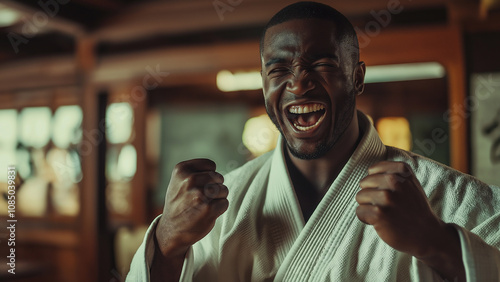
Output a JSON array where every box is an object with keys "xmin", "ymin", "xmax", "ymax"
[
  {"xmin": 311, "ymin": 62, "xmax": 338, "ymax": 73},
  {"xmin": 267, "ymin": 68, "xmax": 290, "ymax": 76},
  {"xmin": 313, "ymin": 63, "xmax": 337, "ymax": 69}
]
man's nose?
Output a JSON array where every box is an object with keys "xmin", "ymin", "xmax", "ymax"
[{"xmin": 286, "ymin": 70, "xmax": 315, "ymax": 96}]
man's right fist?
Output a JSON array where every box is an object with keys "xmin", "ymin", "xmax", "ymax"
[{"xmin": 155, "ymin": 159, "xmax": 229, "ymax": 259}]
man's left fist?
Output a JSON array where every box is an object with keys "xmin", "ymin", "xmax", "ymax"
[{"xmin": 356, "ymin": 161, "xmax": 446, "ymax": 259}]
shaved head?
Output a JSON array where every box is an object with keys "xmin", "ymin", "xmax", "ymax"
[{"xmin": 260, "ymin": 1, "xmax": 359, "ymax": 65}]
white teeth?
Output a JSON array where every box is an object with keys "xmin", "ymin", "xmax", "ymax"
[
  {"xmin": 288, "ymin": 103, "xmax": 325, "ymax": 114},
  {"xmin": 293, "ymin": 112, "xmax": 326, "ymax": 132},
  {"xmin": 295, "ymin": 124, "xmax": 315, "ymax": 131}
]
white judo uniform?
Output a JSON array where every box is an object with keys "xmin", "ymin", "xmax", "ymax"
[{"xmin": 127, "ymin": 112, "xmax": 500, "ymax": 281}]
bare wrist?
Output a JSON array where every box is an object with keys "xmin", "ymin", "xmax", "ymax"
[
  {"xmin": 150, "ymin": 223, "xmax": 187, "ymax": 282},
  {"xmin": 154, "ymin": 222, "xmax": 189, "ymax": 260}
]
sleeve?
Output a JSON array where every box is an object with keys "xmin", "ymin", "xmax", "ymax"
[
  {"xmin": 453, "ymin": 224, "xmax": 500, "ymax": 281},
  {"xmin": 449, "ymin": 184, "xmax": 500, "ymax": 281},
  {"xmin": 408, "ymin": 222, "xmax": 500, "ymax": 282},
  {"xmin": 423, "ymin": 167, "xmax": 500, "ymax": 281},
  {"xmin": 125, "ymin": 215, "xmax": 197, "ymax": 281}
]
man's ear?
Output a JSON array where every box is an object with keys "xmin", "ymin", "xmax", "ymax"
[{"xmin": 353, "ymin": 61, "xmax": 366, "ymax": 95}]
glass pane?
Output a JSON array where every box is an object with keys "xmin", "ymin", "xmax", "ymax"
[
  {"xmin": 46, "ymin": 148, "xmax": 81, "ymax": 216},
  {"xmin": 106, "ymin": 146, "xmax": 120, "ymax": 182},
  {"xmin": 106, "ymin": 145, "xmax": 137, "ymax": 182},
  {"xmin": 0, "ymin": 149, "xmax": 16, "ymax": 182},
  {"xmin": 117, "ymin": 144, "xmax": 137, "ymax": 181},
  {"xmin": 51, "ymin": 182, "xmax": 80, "ymax": 216},
  {"xmin": 52, "ymin": 105, "xmax": 83, "ymax": 148},
  {"xmin": 106, "ymin": 103, "xmax": 134, "ymax": 144},
  {"xmin": 0, "ymin": 109, "xmax": 17, "ymax": 149},
  {"xmin": 17, "ymin": 176, "xmax": 49, "ymax": 217},
  {"xmin": 106, "ymin": 182, "xmax": 131, "ymax": 215},
  {"xmin": 19, "ymin": 107, "xmax": 52, "ymax": 148},
  {"xmin": 47, "ymin": 148, "xmax": 82, "ymax": 184},
  {"xmin": 15, "ymin": 148, "xmax": 32, "ymax": 179},
  {"xmin": 69, "ymin": 149, "xmax": 83, "ymax": 183}
]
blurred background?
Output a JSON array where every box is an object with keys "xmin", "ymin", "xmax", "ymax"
[{"xmin": 0, "ymin": 0, "xmax": 499, "ymax": 281}]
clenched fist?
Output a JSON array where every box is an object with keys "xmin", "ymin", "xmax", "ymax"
[
  {"xmin": 155, "ymin": 159, "xmax": 229, "ymax": 259},
  {"xmin": 356, "ymin": 161, "xmax": 464, "ymax": 280}
]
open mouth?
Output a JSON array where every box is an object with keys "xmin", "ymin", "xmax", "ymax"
[{"xmin": 286, "ymin": 103, "xmax": 326, "ymax": 132}]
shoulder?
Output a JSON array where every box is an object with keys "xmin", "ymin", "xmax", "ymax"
[
  {"xmin": 224, "ymin": 151, "xmax": 273, "ymax": 182},
  {"xmin": 385, "ymin": 146, "xmax": 486, "ymax": 188},
  {"xmin": 222, "ymin": 151, "xmax": 273, "ymax": 197},
  {"xmin": 386, "ymin": 146, "xmax": 500, "ymax": 229}
]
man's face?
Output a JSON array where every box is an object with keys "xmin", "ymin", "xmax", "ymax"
[{"xmin": 261, "ymin": 18, "xmax": 358, "ymax": 159}]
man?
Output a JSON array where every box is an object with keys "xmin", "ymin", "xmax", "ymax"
[{"xmin": 128, "ymin": 2, "xmax": 500, "ymax": 281}]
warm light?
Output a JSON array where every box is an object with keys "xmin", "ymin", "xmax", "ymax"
[
  {"xmin": 0, "ymin": 5, "xmax": 21, "ymax": 27},
  {"xmin": 365, "ymin": 114, "xmax": 374, "ymax": 125},
  {"xmin": 376, "ymin": 117, "xmax": 412, "ymax": 151},
  {"xmin": 217, "ymin": 70, "xmax": 262, "ymax": 92},
  {"xmin": 242, "ymin": 114, "xmax": 279, "ymax": 157},
  {"xmin": 364, "ymin": 62, "xmax": 445, "ymax": 83}
]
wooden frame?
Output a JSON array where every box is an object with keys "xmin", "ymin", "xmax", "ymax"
[{"xmin": 358, "ymin": 25, "xmax": 468, "ymax": 172}]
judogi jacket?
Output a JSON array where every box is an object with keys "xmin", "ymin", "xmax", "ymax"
[{"xmin": 127, "ymin": 111, "xmax": 500, "ymax": 281}]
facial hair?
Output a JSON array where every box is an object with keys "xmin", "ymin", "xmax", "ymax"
[{"xmin": 265, "ymin": 90, "xmax": 356, "ymax": 160}]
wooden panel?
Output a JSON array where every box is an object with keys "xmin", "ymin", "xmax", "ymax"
[
  {"xmin": 446, "ymin": 26, "xmax": 469, "ymax": 174},
  {"xmin": 0, "ymin": 233, "xmax": 79, "ymax": 281},
  {"xmin": 78, "ymin": 36, "xmax": 100, "ymax": 282},
  {"xmin": 93, "ymin": 41, "xmax": 261, "ymax": 84},
  {"xmin": 17, "ymin": 229, "xmax": 79, "ymax": 247},
  {"xmin": 359, "ymin": 25, "xmax": 468, "ymax": 172},
  {"xmin": 96, "ymin": 0, "xmax": 447, "ymax": 43},
  {"xmin": 359, "ymin": 26, "xmax": 458, "ymax": 65},
  {"xmin": 130, "ymin": 82, "xmax": 148, "ymax": 226},
  {"xmin": 0, "ymin": 56, "xmax": 77, "ymax": 93}
]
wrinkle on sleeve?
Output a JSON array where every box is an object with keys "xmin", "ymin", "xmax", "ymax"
[
  {"xmin": 126, "ymin": 215, "xmax": 197, "ymax": 281},
  {"xmin": 126, "ymin": 215, "xmax": 160, "ymax": 281},
  {"xmin": 454, "ymin": 223, "xmax": 500, "ymax": 281}
]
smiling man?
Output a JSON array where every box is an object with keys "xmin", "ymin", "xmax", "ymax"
[{"xmin": 128, "ymin": 2, "xmax": 500, "ymax": 281}]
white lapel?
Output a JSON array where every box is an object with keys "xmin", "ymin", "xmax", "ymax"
[
  {"xmin": 262, "ymin": 135, "xmax": 305, "ymax": 265},
  {"xmin": 274, "ymin": 111, "xmax": 387, "ymax": 281}
]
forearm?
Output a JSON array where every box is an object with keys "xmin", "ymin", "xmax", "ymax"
[{"xmin": 417, "ymin": 223, "xmax": 465, "ymax": 282}]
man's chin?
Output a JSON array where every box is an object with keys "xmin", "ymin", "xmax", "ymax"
[{"xmin": 286, "ymin": 141, "xmax": 332, "ymax": 160}]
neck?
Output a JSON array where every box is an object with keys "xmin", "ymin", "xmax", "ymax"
[{"xmin": 286, "ymin": 111, "xmax": 361, "ymax": 193}]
